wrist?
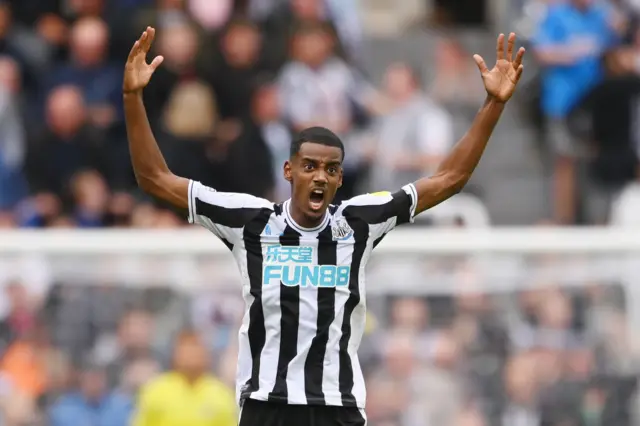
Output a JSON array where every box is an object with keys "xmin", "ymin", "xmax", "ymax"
[
  {"xmin": 485, "ymin": 95, "xmax": 507, "ymax": 107},
  {"xmin": 123, "ymin": 90, "xmax": 143, "ymax": 98}
]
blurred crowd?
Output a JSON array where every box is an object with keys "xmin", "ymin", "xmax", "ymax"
[
  {"xmin": 526, "ymin": 0, "xmax": 640, "ymax": 225},
  {"xmin": 2, "ymin": 0, "xmax": 640, "ymax": 228},
  {"xmin": 0, "ymin": 0, "xmax": 476, "ymax": 230},
  {"xmin": 0, "ymin": 263, "xmax": 639, "ymax": 426},
  {"xmin": 3, "ymin": 0, "xmax": 640, "ymax": 425}
]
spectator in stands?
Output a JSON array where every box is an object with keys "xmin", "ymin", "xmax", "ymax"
[
  {"xmin": 501, "ymin": 353, "xmax": 541, "ymax": 425},
  {"xmin": 0, "ymin": 2, "xmax": 51, "ymax": 94},
  {"xmin": 278, "ymin": 21, "xmax": 381, "ymax": 198},
  {"xmin": 144, "ymin": 18, "xmax": 204, "ymax": 125},
  {"xmin": 430, "ymin": 38, "xmax": 486, "ymax": 108},
  {"xmin": 132, "ymin": 330, "xmax": 237, "ymax": 426},
  {"xmin": 159, "ymin": 80, "xmax": 221, "ymax": 188},
  {"xmin": 576, "ymin": 27, "xmax": 640, "ymax": 224},
  {"xmin": 23, "ymin": 85, "xmax": 103, "ymax": 216},
  {"xmin": 419, "ymin": 332, "xmax": 464, "ymax": 426},
  {"xmin": 217, "ymin": 80, "xmax": 285, "ymax": 198},
  {"xmin": 70, "ymin": 170, "xmax": 110, "ymax": 227},
  {"xmin": 0, "ymin": 282, "xmax": 37, "ymax": 350},
  {"xmin": 209, "ymin": 18, "xmax": 264, "ymax": 120},
  {"xmin": 187, "ymin": 0, "xmax": 234, "ymax": 32},
  {"xmin": 48, "ymin": 361, "xmax": 131, "ymax": 426},
  {"xmin": 98, "ymin": 356, "xmax": 162, "ymax": 426},
  {"xmin": 367, "ymin": 63, "xmax": 453, "ymax": 193},
  {"xmin": 0, "ymin": 55, "xmax": 27, "ymax": 210},
  {"xmin": 248, "ymin": 80, "xmax": 291, "ymax": 202},
  {"xmin": 365, "ymin": 331, "xmax": 415, "ymax": 425},
  {"xmin": 48, "ymin": 17, "xmax": 122, "ymax": 131},
  {"xmin": 1, "ymin": 322, "xmax": 65, "ymax": 405},
  {"xmin": 95, "ymin": 309, "xmax": 163, "ymax": 389},
  {"xmin": 531, "ymin": 0, "xmax": 619, "ymax": 224}
]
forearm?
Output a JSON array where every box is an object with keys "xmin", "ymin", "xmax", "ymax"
[
  {"xmin": 123, "ymin": 91, "xmax": 170, "ymax": 189},
  {"xmin": 413, "ymin": 96, "xmax": 504, "ymax": 213},
  {"xmin": 436, "ymin": 96, "xmax": 504, "ymax": 183}
]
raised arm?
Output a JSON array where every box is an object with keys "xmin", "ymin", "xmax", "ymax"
[
  {"xmin": 123, "ymin": 26, "xmax": 189, "ymax": 208},
  {"xmin": 413, "ymin": 33, "xmax": 526, "ymax": 215}
]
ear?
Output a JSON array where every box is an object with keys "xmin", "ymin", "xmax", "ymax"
[
  {"xmin": 337, "ymin": 168, "xmax": 343, "ymax": 188},
  {"xmin": 284, "ymin": 160, "xmax": 293, "ymax": 182}
]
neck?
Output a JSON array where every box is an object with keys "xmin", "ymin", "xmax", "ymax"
[
  {"xmin": 289, "ymin": 202, "xmax": 324, "ymax": 229},
  {"xmin": 177, "ymin": 370, "xmax": 202, "ymax": 384}
]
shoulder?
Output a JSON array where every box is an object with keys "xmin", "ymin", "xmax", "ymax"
[
  {"xmin": 539, "ymin": 5, "xmax": 568, "ymax": 25},
  {"xmin": 339, "ymin": 190, "xmax": 406, "ymax": 210},
  {"xmin": 203, "ymin": 376, "xmax": 234, "ymax": 396},
  {"xmin": 191, "ymin": 182, "xmax": 275, "ymax": 210},
  {"xmin": 139, "ymin": 373, "xmax": 176, "ymax": 397},
  {"xmin": 547, "ymin": 4, "xmax": 570, "ymax": 17},
  {"xmin": 49, "ymin": 394, "xmax": 82, "ymax": 414},
  {"xmin": 592, "ymin": 3, "xmax": 614, "ymax": 21},
  {"xmin": 278, "ymin": 62, "xmax": 306, "ymax": 83}
]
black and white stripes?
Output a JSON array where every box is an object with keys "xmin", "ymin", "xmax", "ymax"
[{"xmin": 188, "ymin": 180, "xmax": 417, "ymax": 409}]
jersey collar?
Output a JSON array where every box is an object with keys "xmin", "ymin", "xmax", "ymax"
[{"xmin": 283, "ymin": 199, "xmax": 330, "ymax": 234}]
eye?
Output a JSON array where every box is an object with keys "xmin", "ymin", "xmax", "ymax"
[
  {"xmin": 303, "ymin": 163, "xmax": 314, "ymax": 171},
  {"xmin": 328, "ymin": 166, "xmax": 338, "ymax": 174}
]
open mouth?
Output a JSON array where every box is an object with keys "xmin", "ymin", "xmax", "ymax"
[{"xmin": 309, "ymin": 188, "xmax": 325, "ymax": 211}]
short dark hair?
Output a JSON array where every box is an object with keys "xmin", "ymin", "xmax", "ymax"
[{"xmin": 290, "ymin": 126, "xmax": 345, "ymax": 160}]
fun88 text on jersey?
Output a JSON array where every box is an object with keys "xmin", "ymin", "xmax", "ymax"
[{"xmin": 262, "ymin": 246, "xmax": 350, "ymax": 288}]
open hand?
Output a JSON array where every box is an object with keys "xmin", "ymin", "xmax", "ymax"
[
  {"xmin": 123, "ymin": 27, "xmax": 164, "ymax": 94},
  {"xmin": 474, "ymin": 33, "xmax": 525, "ymax": 103}
]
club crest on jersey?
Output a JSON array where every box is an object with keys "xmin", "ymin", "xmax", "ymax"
[{"xmin": 331, "ymin": 217, "xmax": 353, "ymax": 241}]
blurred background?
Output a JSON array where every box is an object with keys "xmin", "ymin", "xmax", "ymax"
[{"xmin": 2, "ymin": 0, "xmax": 640, "ymax": 424}]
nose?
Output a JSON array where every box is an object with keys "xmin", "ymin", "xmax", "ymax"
[{"xmin": 313, "ymin": 171, "xmax": 328, "ymax": 185}]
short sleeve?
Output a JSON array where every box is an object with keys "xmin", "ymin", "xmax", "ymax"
[
  {"xmin": 340, "ymin": 183, "xmax": 417, "ymax": 241},
  {"xmin": 188, "ymin": 181, "xmax": 274, "ymax": 247}
]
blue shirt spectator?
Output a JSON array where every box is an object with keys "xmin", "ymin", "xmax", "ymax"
[
  {"xmin": 48, "ymin": 392, "xmax": 134, "ymax": 426},
  {"xmin": 47, "ymin": 17, "xmax": 123, "ymax": 129},
  {"xmin": 532, "ymin": 0, "xmax": 618, "ymax": 118}
]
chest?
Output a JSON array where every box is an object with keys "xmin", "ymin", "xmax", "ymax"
[
  {"xmin": 156, "ymin": 390, "xmax": 223, "ymax": 424},
  {"xmin": 297, "ymin": 66, "xmax": 352, "ymax": 98},
  {"xmin": 243, "ymin": 217, "xmax": 365, "ymax": 290},
  {"xmin": 557, "ymin": 10, "xmax": 608, "ymax": 41}
]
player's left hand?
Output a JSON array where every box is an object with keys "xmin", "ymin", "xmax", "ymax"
[{"xmin": 474, "ymin": 33, "xmax": 525, "ymax": 103}]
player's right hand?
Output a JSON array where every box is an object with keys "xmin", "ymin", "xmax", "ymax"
[{"xmin": 123, "ymin": 26, "xmax": 164, "ymax": 94}]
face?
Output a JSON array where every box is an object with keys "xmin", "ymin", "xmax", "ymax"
[
  {"xmin": 291, "ymin": 0, "xmax": 323, "ymax": 20},
  {"xmin": 0, "ymin": 56, "xmax": 20, "ymax": 93},
  {"xmin": 384, "ymin": 64, "xmax": 417, "ymax": 102},
  {"xmin": 46, "ymin": 86, "xmax": 86, "ymax": 136},
  {"xmin": 222, "ymin": 24, "xmax": 261, "ymax": 67},
  {"xmin": 294, "ymin": 31, "xmax": 332, "ymax": 67},
  {"xmin": 252, "ymin": 85, "xmax": 280, "ymax": 122},
  {"xmin": 119, "ymin": 311, "xmax": 153, "ymax": 350},
  {"xmin": 284, "ymin": 142, "xmax": 343, "ymax": 222},
  {"xmin": 159, "ymin": 24, "xmax": 198, "ymax": 69},
  {"xmin": 173, "ymin": 337, "xmax": 209, "ymax": 376},
  {"xmin": 70, "ymin": 19, "xmax": 108, "ymax": 67},
  {"xmin": 80, "ymin": 369, "xmax": 107, "ymax": 401},
  {"xmin": 572, "ymin": 0, "xmax": 594, "ymax": 9}
]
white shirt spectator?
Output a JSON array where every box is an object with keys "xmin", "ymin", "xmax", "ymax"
[
  {"xmin": 610, "ymin": 183, "xmax": 640, "ymax": 226},
  {"xmin": 369, "ymin": 94, "xmax": 453, "ymax": 192},
  {"xmin": 278, "ymin": 58, "xmax": 374, "ymax": 133}
]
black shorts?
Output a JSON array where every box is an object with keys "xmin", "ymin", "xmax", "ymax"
[{"xmin": 239, "ymin": 398, "xmax": 367, "ymax": 426}]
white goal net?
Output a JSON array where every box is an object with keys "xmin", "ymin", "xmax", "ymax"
[{"xmin": 0, "ymin": 228, "xmax": 639, "ymax": 425}]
